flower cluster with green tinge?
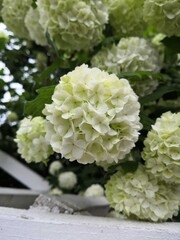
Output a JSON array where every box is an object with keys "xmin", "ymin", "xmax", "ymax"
[
  {"xmin": 2, "ymin": 0, "xmax": 32, "ymax": 39},
  {"xmin": 107, "ymin": 0, "xmax": 146, "ymax": 37},
  {"xmin": 91, "ymin": 37, "xmax": 161, "ymax": 96},
  {"xmin": 43, "ymin": 64, "xmax": 142, "ymax": 164},
  {"xmin": 142, "ymin": 112, "xmax": 180, "ymax": 184},
  {"xmin": 15, "ymin": 117, "xmax": 53, "ymax": 163},
  {"xmin": 25, "ymin": 7, "xmax": 47, "ymax": 46},
  {"xmin": 143, "ymin": 0, "xmax": 180, "ymax": 36},
  {"xmin": 37, "ymin": 0, "xmax": 108, "ymax": 51},
  {"xmin": 105, "ymin": 164, "xmax": 180, "ymax": 222}
]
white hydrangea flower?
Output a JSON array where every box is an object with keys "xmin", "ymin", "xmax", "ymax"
[
  {"xmin": 142, "ymin": 111, "xmax": 180, "ymax": 184},
  {"xmin": 15, "ymin": 116, "xmax": 53, "ymax": 163},
  {"xmin": 43, "ymin": 64, "xmax": 142, "ymax": 164},
  {"xmin": 2, "ymin": 0, "xmax": 32, "ymax": 39},
  {"xmin": 37, "ymin": 0, "xmax": 108, "ymax": 51},
  {"xmin": 25, "ymin": 7, "xmax": 47, "ymax": 46},
  {"xmin": 105, "ymin": 164, "xmax": 180, "ymax": 222},
  {"xmin": 49, "ymin": 160, "xmax": 63, "ymax": 175},
  {"xmin": 58, "ymin": 171, "xmax": 77, "ymax": 190},
  {"xmin": 84, "ymin": 184, "xmax": 104, "ymax": 197},
  {"xmin": 91, "ymin": 37, "xmax": 161, "ymax": 97},
  {"xmin": 107, "ymin": 0, "xmax": 146, "ymax": 36},
  {"xmin": 143, "ymin": 0, "xmax": 180, "ymax": 36}
]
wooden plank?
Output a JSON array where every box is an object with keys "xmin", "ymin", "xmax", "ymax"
[
  {"xmin": 0, "ymin": 188, "xmax": 39, "ymax": 209},
  {"xmin": 0, "ymin": 151, "xmax": 50, "ymax": 191},
  {"xmin": 0, "ymin": 207, "xmax": 179, "ymax": 240}
]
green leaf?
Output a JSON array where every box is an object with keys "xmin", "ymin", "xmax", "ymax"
[
  {"xmin": 140, "ymin": 114, "xmax": 155, "ymax": 131},
  {"xmin": 162, "ymin": 36, "xmax": 180, "ymax": 54},
  {"xmin": 140, "ymin": 84, "xmax": 180, "ymax": 105},
  {"xmin": 120, "ymin": 160, "xmax": 139, "ymax": 173},
  {"xmin": 24, "ymin": 85, "xmax": 55, "ymax": 117}
]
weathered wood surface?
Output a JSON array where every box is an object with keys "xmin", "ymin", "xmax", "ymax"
[{"xmin": 0, "ymin": 206, "xmax": 179, "ymax": 240}]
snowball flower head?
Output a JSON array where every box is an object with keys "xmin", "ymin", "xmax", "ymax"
[
  {"xmin": 25, "ymin": 7, "xmax": 47, "ymax": 46},
  {"xmin": 105, "ymin": 165, "xmax": 180, "ymax": 222},
  {"xmin": 142, "ymin": 111, "xmax": 180, "ymax": 184},
  {"xmin": 143, "ymin": 0, "xmax": 180, "ymax": 36},
  {"xmin": 84, "ymin": 184, "xmax": 104, "ymax": 197},
  {"xmin": 37, "ymin": 0, "xmax": 108, "ymax": 51},
  {"xmin": 2, "ymin": 0, "xmax": 32, "ymax": 39},
  {"xmin": 49, "ymin": 161, "xmax": 63, "ymax": 175},
  {"xmin": 43, "ymin": 64, "xmax": 142, "ymax": 164},
  {"xmin": 58, "ymin": 171, "xmax": 77, "ymax": 190},
  {"xmin": 91, "ymin": 37, "xmax": 161, "ymax": 97},
  {"xmin": 15, "ymin": 116, "xmax": 53, "ymax": 163},
  {"xmin": 107, "ymin": 0, "xmax": 146, "ymax": 36}
]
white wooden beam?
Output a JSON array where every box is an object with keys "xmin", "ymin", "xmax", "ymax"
[
  {"xmin": 0, "ymin": 151, "xmax": 50, "ymax": 191},
  {"xmin": 0, "ymin": 207, "xmax": 179, "ymax": 240}
]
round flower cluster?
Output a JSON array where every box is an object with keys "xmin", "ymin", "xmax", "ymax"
[
  {"xmin": 49, "ymin": 160, "xmax": 63, "ymax": 175},
  {"xmin": 105, "ymin": 164, "xmax": 180, "ymax": 222},
  {"xmin": 2, "ymin": 0, "xmax": 31, "ymax": 39},
  {"xmin": 15, "ymin": 116, "xmax": 53, "ymax": 163},
  {"xmin": 107, "ymin": 0, "xmax": 146, "ymax": 37},
  {"xmin": 25, "ymin": 7, "xmax": 47, "ymax": 46},
  {"xmin": 37, "ymin": 0, "xmax": 108, "ymax": 51},
  {"xmin": 143, "ymin": 0, "xmax": 180, "ymax": 36},
  {"xmin": 91, "ymin": 37, "xmax": 161, "ymax": 96},
  {"xmin": 58, "ymin": 171, "xmax": 77, "ymax": 190},
  {"xmin": 142, "ymin": 111, "xmax": 180, "ymax": 184},
  {"xmin": 84, "ymin": 184, "xmax": 104, "ymax": 197},
  {"xmin": 43, "ymin": 64, "xmax": 142, "ymax": 164}
]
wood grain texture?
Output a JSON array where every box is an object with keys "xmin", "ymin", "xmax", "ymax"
[{"xmin": 0, "ymin": 207, "xmax": 179, "ymax": 240}]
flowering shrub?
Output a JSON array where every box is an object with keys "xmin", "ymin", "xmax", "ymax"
[
  {"xmin": 37, "ymin": 0, "xmax": 108, "ymax": 51},
  {"xmin": 91, "ymin": 37, "xmax": 161, "ymax": 96},
  {"xmin": 105, "ymin": 164, "xmax": 180, "ymax": 222},
  {"xmin": 143, "ymin": 0, "xmax": 180, "ymax": 36},
  {"xmin": 107, "ymin": 0, "xmax": 146, "ymax": 37},
  {"xmin": 15, "ymin": 117, "xmax": 53, "ymax": 163},
  {"xmin": 1, "ymin": 0, "xmax": 180, "ymax": 223},
  {"xmin": 142, "ymin": 112, "xmax": 180, "ymax": 184},
  {"xmin": 2, "ymin": 0, "xmax": 32, "ymax": 39},
  {"xmin": 43, "ymin": 64, "xmax": 142, "ymax": 164}
]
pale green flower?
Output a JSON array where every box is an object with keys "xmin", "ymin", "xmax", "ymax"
[
  {"xmin": 105, "ymin": 164, "xmax": 180, "ymax": 222},
  {"xmin": 84, "ymin": 184, "xmax": 104, "ymax": 197},
  {"xmin": 43, "ymin": 64, "xmax": 142, "ymax": 164},
  {"xmin": 2, "ymin": 0, "xmax": 31, "ymax": 39},
  {"xmin": 142, "ymin": 111, "xmax": 180, "ymax": 184},
  {"xmin": 49, "ymin": 188, "xmax": 63, "ymax": 196},
  {"xmin": 91, "ymin": 37, "xmax": 161, "ymax": 97},
  {"xmin": 25, "ymin": 7, "xmax": 47, "ymax": 46},
  {"xmin": 58, "ymin": 171, "xmax": 77, "ymax": 190},
  {"xmin": 49, "ymin": 160, "xmax": 63, "ymax": 175},
  {"xmin": 37, "ymin": 0, "xmax": 108, "ymax": 51},
  {"xmin": 143, "ymin": 0, "xmax": 180, "ymax": 36},
  {"xmin": 15, "ymin": 116, "xmax": 53, "ymax": 163},
  {"xmin": 107, "ymin": 0, "xmax": 146, "ymax": 37}
]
